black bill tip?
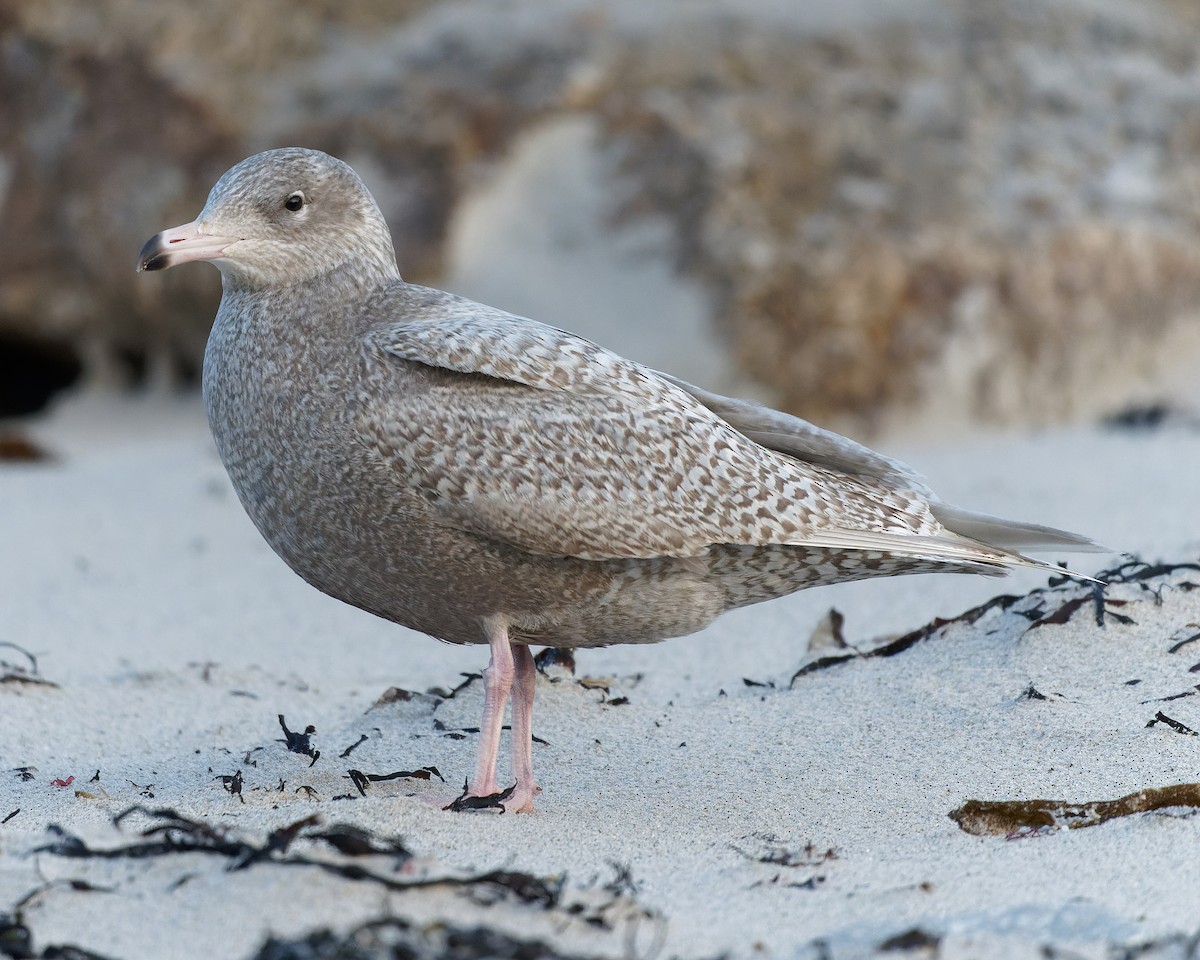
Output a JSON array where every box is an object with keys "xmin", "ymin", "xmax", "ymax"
[{"xmin": 136, "ymin": 234, "xmax": 168, "ymax": 273}]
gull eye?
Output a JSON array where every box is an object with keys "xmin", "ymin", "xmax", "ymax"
[{"xmin": 284, "ymin": 192, "xmax": 305, "ymax": 212}]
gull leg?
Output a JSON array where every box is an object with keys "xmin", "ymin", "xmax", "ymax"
[
  {"xmin": 504, "ymin": 643, "xmax": 541, "ymax": 813},
  {"xmin": 469, "ymin": 615, "xmax": 513, "ymax": 797},
  {"xmin": 443, "ymin": 615, "xmax": 515, "ymax": 811}
]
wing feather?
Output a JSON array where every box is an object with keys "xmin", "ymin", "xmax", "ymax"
[{"xmin": 359, "ymin": 285, "xmax": 1085, "ymax": 573}]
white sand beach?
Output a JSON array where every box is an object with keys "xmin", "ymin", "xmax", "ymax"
[{"xmin": 2, "ymin": 392, "xmax": 1199, "ymax": 959}]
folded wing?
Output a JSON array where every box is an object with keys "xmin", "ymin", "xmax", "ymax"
[{"xmin": 362, "ymin": 285, "xmax": 1096, "ymax": 575}]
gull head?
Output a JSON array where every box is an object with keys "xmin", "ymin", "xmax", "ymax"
[{"xmin": 137, "ymin": 147, "xmax": 399, "ymax": 290}]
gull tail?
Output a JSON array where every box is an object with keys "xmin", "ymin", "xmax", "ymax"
[{"xmin": 931, "ymin": 503, "xmax": 1108, "ymax": 584}]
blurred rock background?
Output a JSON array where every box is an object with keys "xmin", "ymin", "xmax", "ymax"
[{"xmin": 2, "ymin": 0, "xmax": 1199, "ymax": 434}]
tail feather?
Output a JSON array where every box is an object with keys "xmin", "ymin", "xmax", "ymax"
[
  {"xmin": 929, "ymin": 503, "xmax": 1107, "ymax": 584},
  {"xmin": 931, "ymin": 504, "xmax": 1106, "ymax": 553}
]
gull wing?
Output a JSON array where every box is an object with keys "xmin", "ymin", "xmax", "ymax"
[{"xmin": 360, "ymin": 285, "xmax": 1081, "ymax": 572}]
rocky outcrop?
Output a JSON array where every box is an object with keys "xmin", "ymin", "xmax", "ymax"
[{"xmin": 3, "ymin": 0, "xmax": 1199, "ymax": 429}]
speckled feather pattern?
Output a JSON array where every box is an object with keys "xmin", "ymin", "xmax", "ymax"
[
  {"xmin": 364, "ymin": 297, "xmax": 947, "ymax": 561},
  {"xmin": 185, "ymin": 148, "xmax": 1084, "ymax": 650}
]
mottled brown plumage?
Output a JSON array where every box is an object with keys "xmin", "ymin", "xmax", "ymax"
[{"xmin": 138, "ymin": 148, "xmax": 1099, "ymax": 812}]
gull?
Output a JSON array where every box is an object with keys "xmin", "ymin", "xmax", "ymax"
[{"xmin": 138, "ymin": 148, "xmax": 1099, "ymax": 812}]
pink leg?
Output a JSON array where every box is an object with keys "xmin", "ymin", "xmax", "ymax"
[
  {"xmin": 468, "ymin": 615, "xmax": 513, "ymax": 797},
  {"xmin": 443, "ymin": 617, "xmax": 540, "ymax": 814},
  {"xmin": 505, "ymin": 643, "xmax": 541, "ymax": 813}
]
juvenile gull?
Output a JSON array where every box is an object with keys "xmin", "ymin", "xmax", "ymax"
[{"xmin": 137, "ymin": 148, "xmax": 1100, "ymax": 813}]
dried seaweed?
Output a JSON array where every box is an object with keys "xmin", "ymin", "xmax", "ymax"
[
  {"xmin": 791, "ymin": 593, "xmax": 1023, "ymax": 682},
  {"xmin": 277, "ymin": 715, "xmax": 320, "ymax": 765},
  {"xmin": 432, "ymin": 719, "xmax": 548, "ymax": 745},
  {"xmin": 426, "ymin": 673, "xmax": 481, "ymax": 701},
  {"xmin": 0, "ymin": 432, "xmax": 51, "ymax": 462},
  {"xmin": 1140, "ymin": 689, "xmax": 1199, "ymax": 704},
  {"xmin": 0, "ymin": 910, "xmax": 114, "ymax": 960},
  {"xmin": 307, "ymin": 824, "xmax": 412, "ymax": 860},
  {"xmin": 730, "ymin": 835, "xmax": 836, "ymax": 869},
  {"xmin": 249, "ymin": 915, "xmax": 597, "ymax": 960},
  {"xmin": 793, "ymin": 556, "xmax": 1200, "ymax": 683},
  {"xmin": 347, "ymin": 767, "xmax": 444, "ymax": 796},
  {"xmin": 366, "ymin": 687, "xmax": 420, "ymax": 711},
  {"xmin": 0, "ymin": 642, "xmax": 58, "ymax": 688},
  {"xmin": 949, "ymin": 782, "xmax": 1200, "ymax": 836},
  {"xmin": 879, "ymin": 928, "xmax": 941, "ymax": 952},
  {"xmin": 216, "ymin": 770, "xmax": 245, "ymax": 802},
  {"xmin": 729, "ymin": 833, "xmax": 837, "ymax": 893},
  {"xmin": 1027, "ymin": 595, "xmax": 1090, "ymax": 629},
  {"xmin": 1146, "ymin": 711, "xmax": 1198, "ymax": 736},
  {"xmin": 33, "ymin": 806, "xmax": 562, "ymax": 908},
  {"xmin": 339, "ymin": 734, "xmax": 369, "ymax": 758},
  {"xmin": 444, "ymin": 780, "xmax": 515, "ymax": 813},
  {"xmin": 1168, "ymin": 625, "xmax": 1200, "ymax": 655},
  {"xmin": 2, "ymin": 810, "xmax": 18, "ymax": 824}
]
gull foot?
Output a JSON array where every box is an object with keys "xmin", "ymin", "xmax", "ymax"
[
  {"xmin": 442, "ymin": 779, "xmax": 538, "ymax": 813},
  {"xmin": 443, "ymin": 779, "xmax": 515, "ymax": 813}
]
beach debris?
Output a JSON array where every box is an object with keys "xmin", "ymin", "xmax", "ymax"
[
  {"xmin": 791, "ymin": 591, "xmax": 1023, "ymax": 682},
  {"xmin": 189, "ymin": 660, "xmax": 219, "ymax": 682},
  {"xmin": 309, "ymin": 823, "xmax": 413, "ymax": 860},
  {"xmin": 806, "ymin": 607, "xmax": 848, "ymax": 654},
  {"xmin": 0, "ymin": 432, "xmax": 51, "ymax": 462},
  {"xmin": 1015, "ymin": 684, "xmax": 1067, "ymax": 703},
  {"xmin": 534, "ymin": 647, "xmax": 576, "ymax": 677},
  {"xmin": 0, "ymin": 642, "xmax": 58, "ymax": 688},
  {"xmin": 347, "ymin": 766, "xmax": 445, "ymax": 796},
  {"xmin": 277, "ymin": 714, "xmax": 320, "ymax": 765},
  {"xmin": 216, "ymin": 770, "xmax": 245, "ymax": 802},
  {"xmin": 731, "ymin": 833, "xmax": 837, "ymax": 891},
  {"xmin": 2, "ymin": 810, "xmax": 17, "ymax": 824},
  {"xmin": 12, "ymin": 767, "xmax": 36, "ymax": 782},
  {"xmin": 425, "ymin": 673, "xmax": 481, "ymax": 701},
  {"xmin": 41, "ymin": 805, "xmax": 563, "ymax": 903},
  {"xmin": 444, "ymin": 779, "xmax": 515, "ymax": 814},
  {"xmin": 1139, "ymin": 688, "xmax": 1199, "ymax": 705},
  {"xmin": 433, "ymin": 719, "xmax": 467, "ymax": 741},
  {"xmin": 879, "ymin": 928, "xmax": 941, "ymax": 954},
  {"xmin": 247, "ymin": 913, "xmax": 617, "ymax": 960},
  {"xmin": 1146, "ymin": 711, "xmax": 1198, "ymax": 736},
  {"xmin": 1102, "ymin": 402, "xmax": 1198, "ymax": 432},
  {"xmin": 793, "ymin": 556, "xmax": 1200, "ymax": 684},
  {"xmin": 367, "ymin": 686, "xmax": 419, "ymax": 710},
  {"xmin": 51, "ymin": 776, "xmax": 74, "ymax": 788},
  {"xmin": 1168, "ymin": 624, "xmax": 1200, "ymax": 654},
  {"xmin": 949, "ymin": 782, "xmax": 1200, "ymax": 836},
  {"xmin": 433, "ymin": 719, "xmax": 549, "ymax": 745},
  {"xmin": 571, "ymin": 673, "xmax": 641, "ymax": 705},
  {"xmin": 1, "ymin": 889, "xmax": 113, "ymax": 960},
  {"xmin": 0, "ymin": 914, "xmax": 34, "ymax": 957},
  {"xmin": 338, "ymin": 734, "xmax": 369, "ymax": 758}
]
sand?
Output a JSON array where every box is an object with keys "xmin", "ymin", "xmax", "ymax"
[{"xmin": 2, "ymin": 391, "xmax": 1199, "ymax": 959}]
